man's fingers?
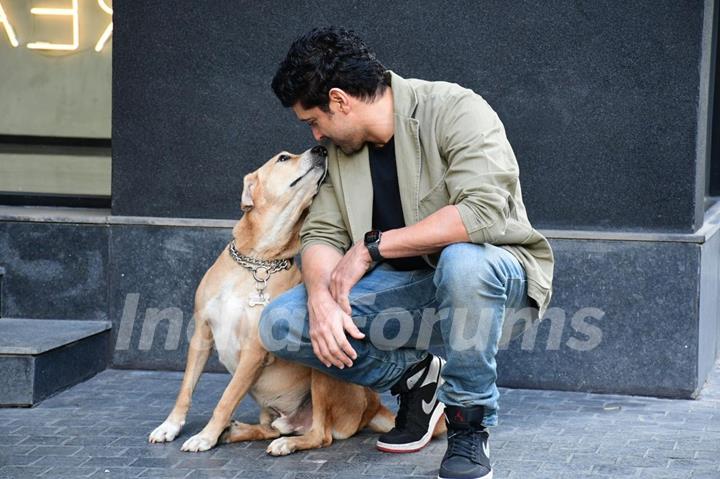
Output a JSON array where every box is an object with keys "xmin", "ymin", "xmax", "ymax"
[
  {"xmin": 310, "ymin": 333, "xmax": 331, "ymax": 368},
  {"xmin": 314, "ymin": 322, "xmax": 348, "ymax": 369},
  {"xmin": 319, "ymin": 337, "xmax": 343, "ymax": 368},
  {"xmin": 343, "ymin": 315, "xmax": 365, "ymax": 340},
  {"xmin": 331, "ymin": 322, "xmax": 356, "ymax": 366},
  {"xmin": 310, "ymin": 326, "xmax": 337, "ymax": 368},
  {"xmin": 312, "ymin": 344, "xmax": 330, "ymax": 368},
  {"xmin": 307, "ymin": 293, "xmax": 361, "ymax": 369}
]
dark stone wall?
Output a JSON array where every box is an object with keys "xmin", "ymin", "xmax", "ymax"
[
  {"xmin": 497, "ymin": 238, "xmax": 702, "ymax": 398},
  {"xmin": 109, "ymin": 224, "xmax": 229, "ymax": 372},
  {"xmin": 709, "ymin": 0, "xmax": 720, "ymax": 196},
  {"xmin": 0, "ymin": 222, "xmax": 109, "ymax": 321},
  {"xmin": 2, "ymin": 218, "xmax": 718, "ymax": 397},
  {"xmin": 112, "ymin": 0, "xmax": 714, "ymax": 233}
]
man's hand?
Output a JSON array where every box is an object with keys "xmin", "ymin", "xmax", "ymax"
[
  {"xmin": 330, "ymin": 241, "xmax": 373, "ymax": 315},
  {"xmin": 307, "ymin": 291, "xmax": 365, "ymax": 368}
]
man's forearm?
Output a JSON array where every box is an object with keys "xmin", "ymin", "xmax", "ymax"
[
  {"xmin": 379, "ymin": 205, "xmax": 470, "ymax": 259},
  {"xmin": 301, "ymin": 243, "xmax": 345, "ymax": 297}
]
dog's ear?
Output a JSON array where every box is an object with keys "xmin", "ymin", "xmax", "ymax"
[{"xmin": 241, "ymin": 172, "xmax": 257, "ymax": 212}]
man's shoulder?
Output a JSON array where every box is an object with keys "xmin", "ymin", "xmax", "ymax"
[
  {"xmin": 403, "ymin": 76, "xmax": 492, "ymax": 127},
  {"xmin": 406, "ymin": 76, "xmax": 480, "ymax": 104},
  {"xmin": 402, "ymin": 76, "xmax": 495, "ymax": 131},
  {"xmin": 389, "ymin": 70, "xmax": 489, "ymax": 122}
]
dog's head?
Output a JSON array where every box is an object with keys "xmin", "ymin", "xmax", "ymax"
[{"xmin": 240, "ymin": 145, "xmax": 328, "ymax": 216}]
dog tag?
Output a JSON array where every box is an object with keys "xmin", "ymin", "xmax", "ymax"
[{"xmin": 249, "ymin": 291, "xmax": 270, "ymax": 307}]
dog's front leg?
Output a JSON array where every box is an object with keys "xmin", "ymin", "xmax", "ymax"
[
  {"xmin": 149, "ymin": 316, "xmax": 213, "ymax": 443},
  {"xmin": 181, "ymin": 344, "xmax": 267, "ymax": 452}
]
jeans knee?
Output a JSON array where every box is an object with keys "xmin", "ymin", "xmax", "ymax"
[{"xmin": 436, "ymin": 243, "xmax": 507, "ymax": 292}]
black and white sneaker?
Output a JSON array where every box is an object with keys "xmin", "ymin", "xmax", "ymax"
[
  {"xmin": 376, "ymin": 353, "xmax": 446, "ymax": 453},
  {"xmin": 438, "ymin": 405, "xmax": 492, "ymax": 479}
]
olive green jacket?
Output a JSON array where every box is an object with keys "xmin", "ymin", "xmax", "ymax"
[{"xmin": 299, "ymin": 70, "xmax": 554, "ymax": 319}]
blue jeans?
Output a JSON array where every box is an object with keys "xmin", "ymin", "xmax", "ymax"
[{"xmin": 258, "ymin": 242, "xmax": 535, "ymax": 427}]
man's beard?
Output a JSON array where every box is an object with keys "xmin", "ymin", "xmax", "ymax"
[{"xmin": 336, "ymin": 139, "xmax": 364, "ymax": 155}]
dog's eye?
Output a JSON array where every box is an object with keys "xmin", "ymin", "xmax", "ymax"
[{"xmin": 277, "ymin": 154, "xmax": 290, "ymax": 163}]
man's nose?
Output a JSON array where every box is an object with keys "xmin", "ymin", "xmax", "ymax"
[{"xmin": 311, "ymin": 126, "xmax": 323, "ymax": 142}]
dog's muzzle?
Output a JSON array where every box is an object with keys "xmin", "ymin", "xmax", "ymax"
[{"xmin": 290, "ymin": 146, "xmax": 328, "ymax": 187}]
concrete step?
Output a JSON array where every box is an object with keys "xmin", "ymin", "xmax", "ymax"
[{"xmin": 0, "ymin": 318, "xmax": 112, "ymax": 407}]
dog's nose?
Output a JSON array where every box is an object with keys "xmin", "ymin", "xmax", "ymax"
[{"xmin": 311, "ymin": 145, "xmax": 327, "ymax": 157}]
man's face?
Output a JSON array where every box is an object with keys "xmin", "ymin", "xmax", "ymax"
[{"xmin": 292, "ymin": 102, "xmax": 365, "ymax": 155}]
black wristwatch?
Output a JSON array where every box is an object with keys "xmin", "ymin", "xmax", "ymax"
[{"xmin": 364, "ymin": 229, "xmax": 384, "ymax": 262}]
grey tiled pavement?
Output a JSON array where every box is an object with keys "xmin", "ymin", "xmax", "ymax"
[{"xmin": 1, "ymin": 360, "xmax": 719, "ymax": 479}]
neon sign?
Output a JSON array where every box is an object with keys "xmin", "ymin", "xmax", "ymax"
[
  {"xmin": 0, "ymin": 0, "xmax": 112, "ymax": 52},
  {"xmin": 94, "ymin": 0, "xmax": 112, "ymax": 52},
  {"xmin": 0, "ymin": 1, "xmax": 19, "ymax": 47}
]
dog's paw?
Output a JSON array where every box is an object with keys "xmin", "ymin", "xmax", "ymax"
[
  {"xmin": 266, "ymin": 437, "xmax": 296, "ymax": 456},
  {"xmin": 181, "ymin": 433, "xmax": 216, "ymax": 452},
  {"xmin": 148, "ymin": 420, "xmax": 182, "ymax": 443},
  {"xmin": 219, "ymin": 420, "xmax": 247, "ymax": 444}
]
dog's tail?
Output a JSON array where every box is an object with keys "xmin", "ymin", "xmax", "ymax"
[{"xmin": 367, "ymin": 404, "xmax": 395, "ymax": 433}]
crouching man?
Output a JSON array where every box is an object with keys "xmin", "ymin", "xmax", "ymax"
[{"xmin": 259, "ymin": 26, "xmax": 554, "ymax": 479}]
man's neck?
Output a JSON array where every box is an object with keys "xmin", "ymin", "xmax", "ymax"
[{"xmin": 363, "ymin": 86, "xmax": 395, "ymax": 148}]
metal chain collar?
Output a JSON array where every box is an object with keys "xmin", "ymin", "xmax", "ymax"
[
  {"xmin": 228, "ymin": 240, "xmax": 293, "ymax": 280},
  {"xmin": 227, "ymin": 239, "xmax": 293, "ymax": 307}
]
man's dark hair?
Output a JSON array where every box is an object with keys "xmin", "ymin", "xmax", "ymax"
[{"xmin": 271, "ymin": 27, "xmax": 389, "ymax": 112}]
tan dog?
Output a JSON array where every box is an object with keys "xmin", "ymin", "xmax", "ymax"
[{"xmin": 148, "ymin": 146, "xmax": 395, "ymax": 455}]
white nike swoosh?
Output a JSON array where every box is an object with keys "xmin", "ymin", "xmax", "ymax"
[
  {"xmin": 482, "ymin": 440, "xmax": 490, "ymax": 458},
  {"xmin": 421, "ymin": 393, "xmax": 438, "ymax": 415},
  {"xmin": 420, "ymin": 358, "xmax": 443, "ymax": 415}
]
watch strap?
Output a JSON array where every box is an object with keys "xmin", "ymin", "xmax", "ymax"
[{"xmin": 366, "ymin": 240, "xmax": 383, "ymax": 262}]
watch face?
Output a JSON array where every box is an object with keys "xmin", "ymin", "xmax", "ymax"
[{"xmin": 365, "ymin": 230, "xmax": 381, "ymax": 244}]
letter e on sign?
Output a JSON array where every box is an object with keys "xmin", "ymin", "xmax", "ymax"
[{"xmin": 27, "ymin": 0, "xmax": 79, "ymax": 51}]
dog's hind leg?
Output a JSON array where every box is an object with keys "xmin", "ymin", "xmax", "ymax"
[
  {"xmin": 265, "ymin": 371, "xmax": 336, "ymax": 456},
  {"xmin": 149, "ymin": 316, "xmax": 214, "ymax": 443},
  {"xmin": 219, "ymin": 408, "xmax": 281, "ymax": 444},
  {"xmin": 432, "ymin": 412, "xmax": 447, "ymax": 437}
]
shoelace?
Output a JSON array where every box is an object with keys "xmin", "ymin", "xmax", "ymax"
[{"xmin": 447, "ymin": 428, "xmax": 485, "ymax": 462}]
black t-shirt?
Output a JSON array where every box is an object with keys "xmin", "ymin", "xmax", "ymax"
[{"xmin": 368, "ymin": 136, "xmax": 430, "ymax": 271}]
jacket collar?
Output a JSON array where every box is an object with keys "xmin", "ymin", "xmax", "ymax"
[
  {"xmin": 387, "ymin": 70, "xmax": 418, "ymax": 119},
  {"xmin": 336, "ymin": 70, "xmax": 422, "ymax": 242}
]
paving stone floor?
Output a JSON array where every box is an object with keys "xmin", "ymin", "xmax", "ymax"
[{"xmin": 0, "ymin": 359, "xmax": 719, "ymax": 479}]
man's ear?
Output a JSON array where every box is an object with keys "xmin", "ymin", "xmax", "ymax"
[
  {"xmin": 328, "ymin": 87, "xmax": 350, "ymax": 114},
  {"xmin": 241, "ymin": 172, "xmax": 257, "ymax": 212}
]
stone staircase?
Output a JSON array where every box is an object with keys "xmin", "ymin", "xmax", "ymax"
[{"xmin": 0, "ymin": 318, "xmax": 112, "ymax": 407}]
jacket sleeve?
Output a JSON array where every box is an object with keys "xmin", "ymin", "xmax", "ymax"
[
  {"xmin": 299, "ymin": 171, "xmax": 352, "ymax": 256},
  {"xmin": 437, "ymin": 93, "xmax": 522, "ymax": 245}
]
